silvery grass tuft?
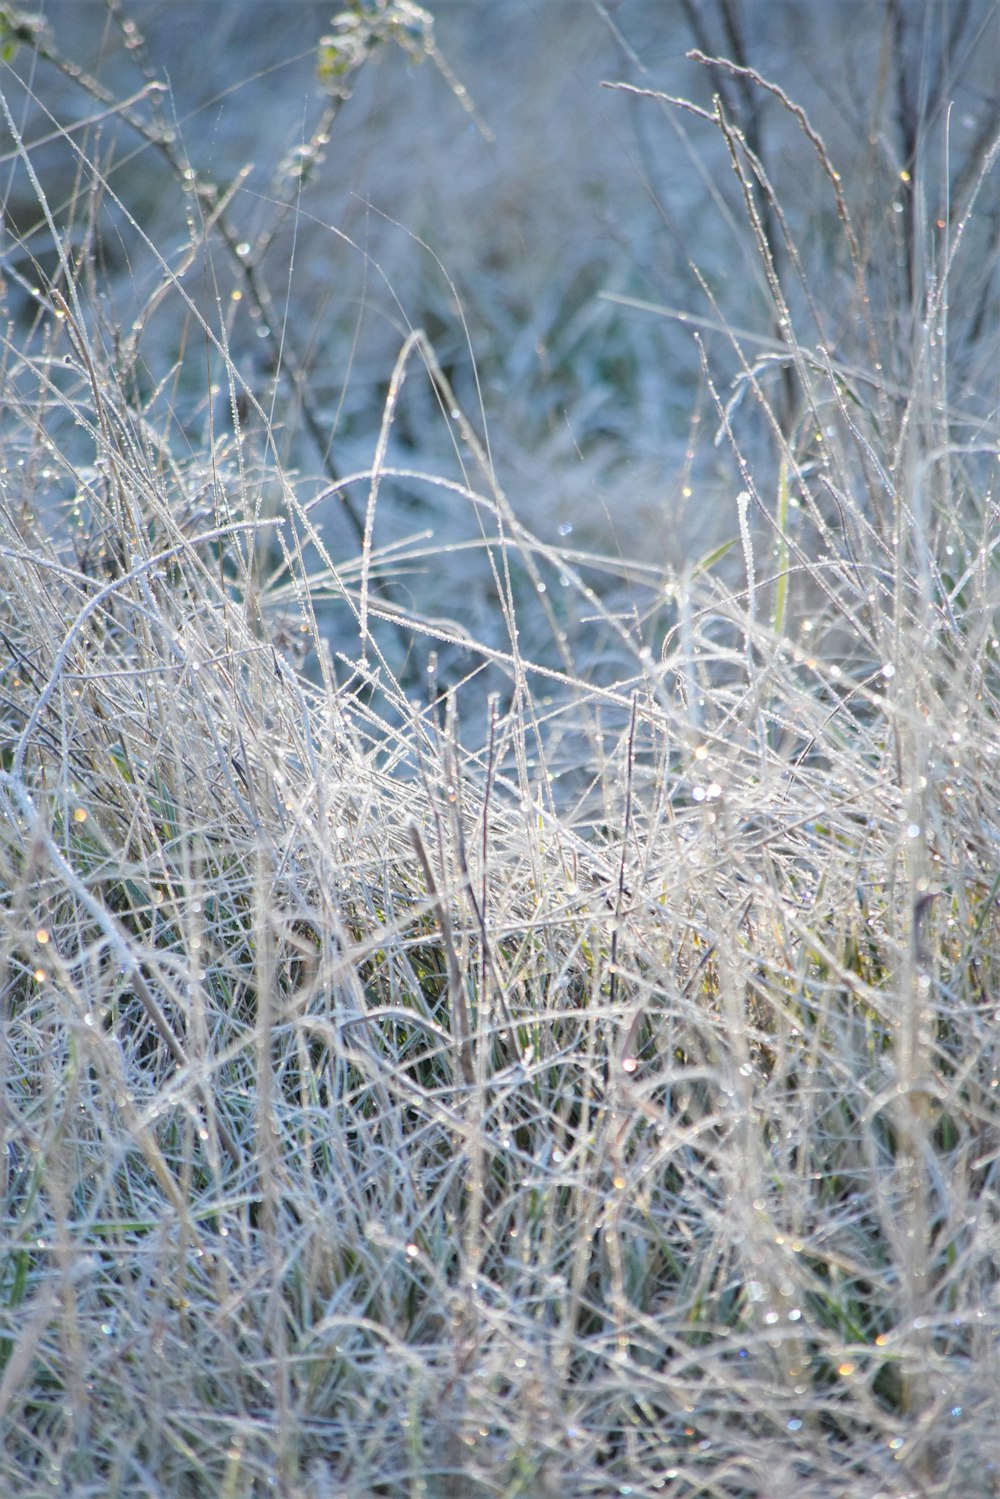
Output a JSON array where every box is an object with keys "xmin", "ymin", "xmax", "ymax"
[{"xmin": 1, "ymin": 6, "xmax": 999, "ymax": 1497}]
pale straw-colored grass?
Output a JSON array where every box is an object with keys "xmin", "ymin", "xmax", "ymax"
[{"xmin": 1, "ymin": 6, "xmax": 999, "ymax": 1496}]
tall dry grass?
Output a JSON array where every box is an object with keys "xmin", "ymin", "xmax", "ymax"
[{"xmin": 1, "ymin": 4, "xmax": 999, "ymax": 1495}]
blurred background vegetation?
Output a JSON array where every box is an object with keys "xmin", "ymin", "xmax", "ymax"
[{"xmin": 5, "ymin": 1, "xmax": 997, "ymax": 642}]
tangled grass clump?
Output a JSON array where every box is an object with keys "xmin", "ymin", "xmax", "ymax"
[{"xmin": 2, "ymin": 6, "xmax": 1000, "ymax": 1496}]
